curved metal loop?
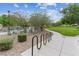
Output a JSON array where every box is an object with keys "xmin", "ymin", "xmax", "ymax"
[
  {"xmin": 32, "ymin": 32, "xmax": 52, "ymax": 56},
  {"xmin": 32, "ymin": 35, "xmax": 42, "ymax": 56},
  {"xmin": 32, "ymin": 35, "xmax": 37, "ymax": 56},
  {"xmin": 39, "ymin": 34, "xmax": 43, "ymax": 48},
  {"xmin": 42, "ymin": 34, "xmax": 47, "ymax": 45},
  {"xmin": 46, "ymin": 33, "xmax": 50, "ymax": 42},
  {"xmin": 49, "ymin": 32, "xmax": 52, "ymax": 41},
  {"xmin": 46, "ymin": 33, "xmax": 49, "ymax": 42},
  {"xmin": 37, "ymin": 35, "xmax": 42, "ymax": 49}
]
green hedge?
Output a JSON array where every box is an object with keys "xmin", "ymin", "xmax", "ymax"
[
  {"xmin": 0, "ymin": 39, "xmax": 13, "ymax": 51},
  {"xmin": 18, "ymin": 34, "xmax": 27, "ymax": 42}
]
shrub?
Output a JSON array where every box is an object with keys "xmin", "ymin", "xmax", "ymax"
[
  {"xmin": 0, "ymin": 39, "xmax": 13, "ymax": 51},
  {"xmin": 18, "ymin": 33, "xmax": 27, "ymax": 42}
]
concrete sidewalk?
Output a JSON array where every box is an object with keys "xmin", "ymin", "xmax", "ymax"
[{"xmin": 21, "ymin": 30, "xmax": 79, "ymax": 56}]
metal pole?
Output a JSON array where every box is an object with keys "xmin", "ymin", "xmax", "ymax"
[
  {"xmin": 32, "ymin": 35, "xmax": 39, "ymax": 56},
  {"xmin": 8, "ymin": 10, "xmax": 10, "ymax": 35}
]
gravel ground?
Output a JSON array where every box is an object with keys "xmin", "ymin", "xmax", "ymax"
[{"xmin": 0, "ymin": 31, "xmax": 49, "ymax": 56}]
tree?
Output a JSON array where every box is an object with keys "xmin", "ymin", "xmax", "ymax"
[
  {"xmin": 13, "ymin": 12, "xmax": 28, "ymax": 33},
  {"xmin": 0, "ymin": 14, "xmax": 20, "ymax": 34},
  {"xmin": 61, "ymin": 4, "xmax": 79, "ymax": 25},
  {"xmin": 29, "ymin": 13, "xmax": 50, "ymax": 32},
  {"xmin": 0, "ymin": 15, "xmax": 9, "ymax": 26},
  {"xmin": 0, "ymin": 12, "xmax": 28, "ymax": 34},
  {"xmin": 61, "ymin": 14, "xmax": 75, "ymax": 25}
]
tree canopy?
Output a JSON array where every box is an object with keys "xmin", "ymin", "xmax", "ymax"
[
  {"xmin": 61, "ymin": 4, "xmax": 79, "ymax": 25},
  {"xmin": 29, "ymin": 13, "xmax": 50, "ymax": 28},
  {"xmin": 0, "ymin": 12, "xmax": 28, "ymax": 27}
]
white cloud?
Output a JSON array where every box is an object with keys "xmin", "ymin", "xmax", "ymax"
[
  {"xmin": 46, "ymin": 3, "xmax": 56, "ymax": 7},
  {"xmin": 36, "ymin": 3, "xmax": 56, "ymax": 9},
  {"xmin": 37, "ymin": 3, "xmax": 56, "ymax": 7},
  {"xmin": 47, "ymin": 9, "xmax": 63, "ymax": 22},
  {"xmin": 18, "ymin": 9, "xmax": 30, "ymax": 15},
  {"xmin": 26, "ymin": 11, "xmax": 30, "ymax": 14},
  {"xmin": 24, "ymin": 4, "xmax": 28, "ymax": 8},
  {"xmin": 14, "ymin": 4, "xmax": 19, "ymax": 8},
  {"xmin": 36, "ymin": 3, "xmax": 47, "ymax": 9},
  {"xmin": 65, "ymin": 3, "xmax": 69, "ymax": 5},
  {"xmin": 40, "ymin": 6, "xmax": 47, "ymax": 9},
  {"xmin": 18, "ymin": 9, "xmax": 31, "ymax": 18},
  {"xmin": 60, "ymin": 8, "xmax": 63, "ymax": 11}
]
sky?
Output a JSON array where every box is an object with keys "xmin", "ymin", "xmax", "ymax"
[{"xmin": 0, "ymin": 3, "xmax": 69, "ymax": 22}]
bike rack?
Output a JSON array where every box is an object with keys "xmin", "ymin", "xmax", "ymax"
[
  {"xmin": 32, "ymin": 32, "xmax": 52, "ymax": 56},
  {"xmin": 32, "ymin": 35, "xmax": 41, "ymax": 56}
]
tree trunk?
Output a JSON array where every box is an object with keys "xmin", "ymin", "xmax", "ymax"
[
  {"xmin": 23, "ymin": 27, "xmax": 27, "ymax": 33},
  {"xmin": 8, "ymin": 26, "xmax": 11, "ymax": 35},
  {"xmin": 40, "ymin": 27, "xmax": 43, "ymax": 32}
]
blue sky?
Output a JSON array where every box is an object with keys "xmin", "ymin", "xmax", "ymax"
[{"xmin": 0, "ymin": 3, "xmax": 69, "ymax": 22}]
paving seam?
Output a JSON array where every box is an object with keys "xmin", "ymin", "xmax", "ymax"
[{"xmin": 59, "ymin": 36, "xmax": 65, "ymax": 56}]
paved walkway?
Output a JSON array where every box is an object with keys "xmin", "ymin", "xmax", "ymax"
[{"xmin": 21, "ymin": 30, "xmax": 79, "ymax": 56}]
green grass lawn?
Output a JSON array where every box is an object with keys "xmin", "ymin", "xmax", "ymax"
[{"xmin": 48, "ymin": 26, "xmax": 79, "ymax": 36}]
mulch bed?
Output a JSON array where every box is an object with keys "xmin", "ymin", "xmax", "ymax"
[{"xmin": 0, "ymin": 31, "xmax": 50, "ymax": 56}]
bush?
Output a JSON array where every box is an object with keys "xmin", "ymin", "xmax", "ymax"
[
  {"xmin": 0, "ymin": 39, "xmax": 13, "ymax": 51},
  {"xmin": 18, "ymin": 33, "xmax": 27, "ymax": 42}
]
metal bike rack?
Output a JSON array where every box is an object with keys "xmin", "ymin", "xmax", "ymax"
[
  {"xmin": 49, "ymin": 32, "xmax": 52, "ymax": 41},
  {"xmin": 31, "ymin": 32, "xmax": 52, "ymax": 56},
  {"xmin": 46, "ymin": 33, "xmax": 50, "ymax": 42},
  {"xmin": 32, "ymin": 35, "xmax": 41, "ymax": 56},
  {"xmin": 42, "ymin": 34, "xmax": 47, "ymax": 45}
]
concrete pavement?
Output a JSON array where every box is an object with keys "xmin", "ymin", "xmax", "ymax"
[{"xmin": 21, "ymin": 30, "xmax": 79, "ymax": 56}]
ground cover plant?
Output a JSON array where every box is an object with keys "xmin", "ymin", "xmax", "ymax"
[
  {"xmin": 0, "ymin": 39, "xmax": 13, "ymax": 51},
  {"xmin": 48, "ymin": 26, "xmax": 79, "ymax": 36},
  {"xmin": 18, "ymin": 33, "xmax": 27, "ymax": 42}
]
